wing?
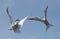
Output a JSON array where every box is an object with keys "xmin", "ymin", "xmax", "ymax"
[
  {"xmin": 6, "ymin": 8, "xmax": 14, "ymax": 24},
  {"xmin": 18, "ymin": 16, "xmax": 28, "ymax": 26},
  {"xmin": 27, "ymin": 17, "xmax": 41, "ymax": 21},
  {"xmin": 44, "ymin": 5, "xmax": 48, "ymax": 20},
  {"xmin": 39, "ymin": 17, "xmax": 45, "ymax": 21}
]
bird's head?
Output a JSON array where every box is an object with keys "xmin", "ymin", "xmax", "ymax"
[{"xmin": 16, "ymin": 19, "xmax": 20, "ymax": 21}]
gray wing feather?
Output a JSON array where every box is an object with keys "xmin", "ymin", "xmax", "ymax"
[
  {"xmin": 44, "ymin": 5, "xmax": 48, "ymax": 20},
  {"xmin": 6, "ymin": 8, "xmax": 14, "ymax": 24},
  {"xmin": 27, "ymin": 17, "xmax": 41, "ymax": 21}
]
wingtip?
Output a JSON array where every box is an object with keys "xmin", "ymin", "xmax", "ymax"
[
  {"xmin": 46, "ymin": 26, "xmax": 49, "ymax": 32},
  {"xmin": 6, "ymin": 7, "xmax": 9, "ymax": 13},
  {"xmin": 46, "ymin": 5, "xmax": 48, "ymax": 8},
  {"xmin": 45, "ymin": 5, "xmax": 48, "ymax": 10}
]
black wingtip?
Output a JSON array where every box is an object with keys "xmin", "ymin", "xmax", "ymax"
[
  {"xmin": 46, "ymin": 5, "xmax": 48, "ymax": 9},
  {"xmin": 6, "ymin": 7, "xmax": 9, "ymax": 13},
  {"xmin": 45, "ymin": 5, "xmax": 48, "ymax": 11}
]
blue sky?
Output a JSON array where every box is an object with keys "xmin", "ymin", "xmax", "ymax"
[{"xmin": 0, "ymin": 0, "xmax": 60, "ymax": 39}]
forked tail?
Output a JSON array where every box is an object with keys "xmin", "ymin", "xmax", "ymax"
[{"xmin": 46, "ymin": 24, "xmax": 54, "ymax": 32}]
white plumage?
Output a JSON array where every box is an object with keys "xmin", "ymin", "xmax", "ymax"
[
  {"xmin": 27, "ymin": 5, "xmax": 53, "ymax": 31},
  {"xmin": 6, "ymin": 8, "xmax": 28, "ymax": 32}
]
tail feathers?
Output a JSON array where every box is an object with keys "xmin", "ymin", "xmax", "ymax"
[{"xmin": 46, "ymin": 24, "xmax": 54, "ymax": 32}]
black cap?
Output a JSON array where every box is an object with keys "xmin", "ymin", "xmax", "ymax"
[{"xmin": 16, "ymin": 19, "xmax": 20, "ymax": 21}]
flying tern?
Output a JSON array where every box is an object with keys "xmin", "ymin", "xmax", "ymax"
[
  {"xmin": 27, "ymin": 5, "xmax": 53, "ymax": 31},
  {"xmin": 6, "ymin": 8, "xmax": 28, "ymax": 32}
]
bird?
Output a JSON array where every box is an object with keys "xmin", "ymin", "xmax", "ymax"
[
  {"xmin": 6, "ymin": 8, "xmax": 28, "ymax": 32},
  {"xmin": 27, "ymin": 5, "xmax": 53, "ymax": 31}
]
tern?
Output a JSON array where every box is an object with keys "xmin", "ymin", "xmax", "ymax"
[
  {"xmin": 27, "ymin": 5, "xmax": 53, "ymax": 31},
  {"xmin": 6, "ymin": 8, "xmax": 28, "ymax": 32}
]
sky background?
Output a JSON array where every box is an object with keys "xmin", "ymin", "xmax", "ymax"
[{"xmin": 0, "ymin": 0, "xmax": 60, "ymax": 39}]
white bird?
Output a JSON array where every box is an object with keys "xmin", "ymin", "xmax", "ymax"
[
  {"xmin": 6, "ymin": 8, "xmax": 28, "ymax": 32},
  {"xmin": 27, "ymin": 5, "xmax": 53, "ymax": 31}
]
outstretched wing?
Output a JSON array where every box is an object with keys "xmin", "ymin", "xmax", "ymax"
[
  {"xmin": 44, "ymin": 5, "xmax": 48, "ymax": 20},
  {"xmin": 6, "ymin": 8, "xmax": 14, "ymax": 24},
  {"xmin": 27, "ymin": 17, "xmax": 41, "ymax": 21},
  {"xmin": 18, "ymin": 16, "xmax": 28, "ymax": 27}
]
